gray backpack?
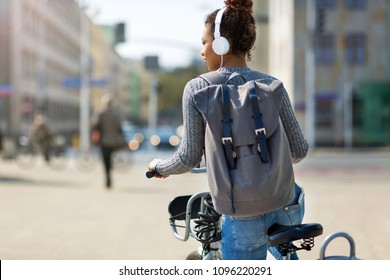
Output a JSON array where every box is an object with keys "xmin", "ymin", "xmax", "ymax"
[{"xmin": 193, "ymin": 71, "xmax": 295, "ymax": 217}]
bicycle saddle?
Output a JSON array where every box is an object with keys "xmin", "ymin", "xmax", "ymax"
[{"xmin": 268, "ymin": 223, "xmax": 323, "ymax": 247}]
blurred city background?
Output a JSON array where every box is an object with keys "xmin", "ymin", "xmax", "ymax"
[{"xmin": 0, "ymin": 0, "xmax": 390, "ymax": 260}]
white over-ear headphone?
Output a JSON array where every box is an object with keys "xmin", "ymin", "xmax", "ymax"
[{"xmin": 212, "ymin": 8, "xmax": 230, "ymax": 56}]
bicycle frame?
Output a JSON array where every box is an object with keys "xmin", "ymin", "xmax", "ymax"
[
  {"xmin": 168, "ymin": 190, "xmax": 327, "ymax": 260},
  {"xmin": 162, "ymin": 168, "xmax": 358, "ymax": 260},
  {"xmin": 16, "ymin": 135, "xmax": 68, "ymax": 170},
  {"xmin": 168, "ymin": 191, "xmax": 222, "ymax": 260}
]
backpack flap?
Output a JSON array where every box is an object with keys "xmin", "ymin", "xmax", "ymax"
[
  {"xmin": 222, "ymin": 79, "xmax": 284, "ymax": 147},
  {"xmin": 193, "ymin": 77, "xmax": 286, "ymax": 169}
]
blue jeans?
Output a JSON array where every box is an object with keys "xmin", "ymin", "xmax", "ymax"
[{"xmin": 221, "ymin": 183, "xmax": 305, "ymax": 260}]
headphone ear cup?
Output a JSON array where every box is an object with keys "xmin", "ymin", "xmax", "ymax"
[{"xmin": 212, "ymin": 36, "xmax": 230, "ymax": 56}]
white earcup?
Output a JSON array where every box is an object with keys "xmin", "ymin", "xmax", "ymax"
[{"xmin": 212, "ymin": 36, "xmax": 230, "ymax": 56}]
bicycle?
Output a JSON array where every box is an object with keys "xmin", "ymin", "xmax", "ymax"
[
  {"xmin": 112, "ymin": 148, "xmax": 135, "ymax": 173},
  {"xmin": 74, "ymin": 146, "xmax": 134, "ymax": 173},
  {"xmin": 146, "ymin": 168, "xmax": 359, "ymax": 260},
  {"xmin": 16, "ymin": 135, "xmax": 68, "ymax": 170}
]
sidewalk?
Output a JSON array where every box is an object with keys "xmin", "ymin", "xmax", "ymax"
[
  {"xmin": 0, "ymin": 149, "xmax": 389, "ymax": 260},
  {"xmin": 0, "ymin": 154, "xmax": 207, "ymax": 260},
  {"xmin": 294, "ymin": 149, "xmax": 390, "ymax": 260}
]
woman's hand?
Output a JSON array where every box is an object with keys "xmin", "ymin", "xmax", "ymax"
[{"xmin": 147, "ymin": 158, "xmax": 169, "ymax": 179}]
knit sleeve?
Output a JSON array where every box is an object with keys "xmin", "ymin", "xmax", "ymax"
[
  {"xmin": 279, "ymin": 88, "xmax": 309, "ymax": 163},
  {"xmin": 155, "ymin": 78, "xmax": 208, "ymax": 176}
]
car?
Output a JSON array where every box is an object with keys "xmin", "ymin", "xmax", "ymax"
[
  {"xmin": 149, "ymin": 126, "xmax": 181, "ymax": 149},
  {"xmin": 121, "ymin": 121, "xmax": 145, "ymax": 151}
]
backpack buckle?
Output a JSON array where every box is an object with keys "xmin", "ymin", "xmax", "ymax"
[
  {"xmin": 255, "ymin": 128, "xmax": 267, "ymax": 154},
  {"xmin": 255, "ymin": 128, "xmax": 266, "ymax": 137},
  {"xmin": 222, "ymin": 137, "xmax": 236, "ymax": 168},
  {"xmin": 222, "ymin": 137, "xmax": 233, "ymax": 145}
]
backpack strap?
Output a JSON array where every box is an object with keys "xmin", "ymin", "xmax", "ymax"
[
  {"xmin": 248, "ymin": 81, "xmax": 269, "ymax": 163},
  {"xmin": 221, "ymin": 84, "xmax": 237, "ymax": 213},
  {"xmin": 226, "ymin": 72, "xmax": 247, "ymax": 85},
  {"xmin": 200, "ymin": 70, "xmax": 270, "ymax": 85},
  {"xmin": 221, "ymin": 84, "xmax": 236, "ymax": 170},
  {"xmin": 199, "ymin": 71, "xmax": 226, "ymax": 85}
]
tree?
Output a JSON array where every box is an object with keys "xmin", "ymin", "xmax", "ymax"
[{"xmin": 157, "ymin": 65, "xmax": 206, "ymax": 125}]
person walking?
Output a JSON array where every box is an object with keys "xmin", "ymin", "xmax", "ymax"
[
  {"xmin": 29, "ymin": 113, "xmax": 53, "ymax": 163},
  {"xmin": 92, "ymin": 94, "xmax": 125, "ymax": 189},
  {"xmin": 0, "ymin": 129, "xmax": 3, "ymax": 156}
]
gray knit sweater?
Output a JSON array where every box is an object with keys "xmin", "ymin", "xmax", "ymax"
[{"xmin": 155, "ymin": 67, "xmax": 308, "ymax": 176}]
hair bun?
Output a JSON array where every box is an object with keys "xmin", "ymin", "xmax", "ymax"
[{"xmin": 224, "ymin": 0, "xmax": 253, "ymax": 13}]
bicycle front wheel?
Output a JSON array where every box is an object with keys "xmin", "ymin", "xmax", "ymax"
[
  {"xmin": 185, "ymin": 250, "xmax": 202, "ymax": 260},
  {"xmin": 16, "ymin": 146, "xmax": 36, "ymax": 169}
]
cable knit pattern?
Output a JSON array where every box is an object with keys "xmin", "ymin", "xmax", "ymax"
[{"xmin": 156, "ymin": 68, "xmax": 308, "ymax": 176}]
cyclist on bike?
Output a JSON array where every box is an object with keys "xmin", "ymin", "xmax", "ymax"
[
  {"xmin": 148, "ymin": 0, "xmax": 308, "ymax": 260},
  {"xmin": 29, "ymin": 113, "xmax": 53, "ymax": 163}
]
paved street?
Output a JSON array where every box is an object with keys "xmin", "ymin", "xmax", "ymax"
[{"xmin": 0, "ymin": 148, "xmax": 389, "ymax": 260}]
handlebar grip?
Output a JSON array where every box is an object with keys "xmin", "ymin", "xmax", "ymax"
[
  {"xmin": 145, "ymin": 170, "xmax": 157, "ymax": 178},
  {"xmin": 191, "ymin": 167, "xmax": 207, "ymax": 173}
]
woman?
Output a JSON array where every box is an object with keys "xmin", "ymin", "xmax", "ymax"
[{"xmin": 148, "ymin": 0, "xmax": 308, "ymax": 260}]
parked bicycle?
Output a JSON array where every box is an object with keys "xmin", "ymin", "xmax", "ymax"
[
  {"xmin": 16, "ymin": 134, "xmax": 68, "ymax": 170},
  {"xmin": 74, "ymin": 147, "xmax": 134, "ymax": 173}
]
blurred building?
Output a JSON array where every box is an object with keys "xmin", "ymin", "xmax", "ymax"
[
  {"xmin": 89, "ymin": 22, "xmax": 130, "ymax": 117},
  {"xmin": 0, "ymin": 0, "xmax": 81, "ymax": 142},
  {"xmin": 0, "ymin": 0, "xmax": 130, "ymax": 150},
  {"xmin": 251, "ymin": 0, "xmax": 390, "ymax": 147},
  {"xmin": 126, "ymin": 60, "xmax": 150, "ymax": 125}
]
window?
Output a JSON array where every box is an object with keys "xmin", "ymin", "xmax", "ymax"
[
  {"xmin": 316, "ymin": 0, "xmax": 335, "ymax": 9},
  {"xmin": 315, "ymin": 34, "xmax": 335, "ymax": 65},
  {"xmin": 346, "ymin": 0, "xmax": 365, "ymax": 9},
  {"xmin": 345, "ymin": 33, "xmax": 366, "ymax": 65},
  {"xmin": 316, "ymin": 99, "xmax": 335, "ymax": 127}
]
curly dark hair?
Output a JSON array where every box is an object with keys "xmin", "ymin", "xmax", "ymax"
[{"xmin": 205, "ymin": 0, "xmax": 256, "ymax": 61}]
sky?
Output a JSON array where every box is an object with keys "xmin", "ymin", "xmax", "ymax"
[{"xmin": 86, "ymin": 0, "xmax": 224, "ymax": 69}]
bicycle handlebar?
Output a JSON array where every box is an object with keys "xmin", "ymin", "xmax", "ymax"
[
  {"xmin": 145, "ymin": 170, "xmax": 157, "ymax": 178},
  {"xmin": 191, "ymin": 167, "xmax": 207, "ymax": 173},
  {"xmin": 146, "ymin": 167, "xmax": 207, "ymax": 178}
]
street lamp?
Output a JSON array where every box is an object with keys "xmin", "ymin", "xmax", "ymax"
[
  {"xmin": 305, "ymin": 0, "xmax": 316, "ymax": 148},
  {"xmin": 78, "ymin": 0, "xmax": 90, "ymax": 153},
  {"xmin": 144, "ymin": 56, "xmax": 159, "ymax": 153}
]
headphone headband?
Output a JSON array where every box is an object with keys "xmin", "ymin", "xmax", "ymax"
[
  {"xmin": 212, "ymin": 8, "xmax": 230, "ymax": 56},
  {"xmin": 214, "ymin": 7, "xmax": 226, "ymax": 39}
]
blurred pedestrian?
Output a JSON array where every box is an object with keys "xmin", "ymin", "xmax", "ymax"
[
  {"xmin": 92, "ymin": 94, "xmax": 125, "ymax": 188},
  {"xmin": 29, "ymin": 113, "xmax": 53, "ymax": 163},
  {"xmin": 0, "ymin": 128, "xmax": 3, "ymax": 156}
]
